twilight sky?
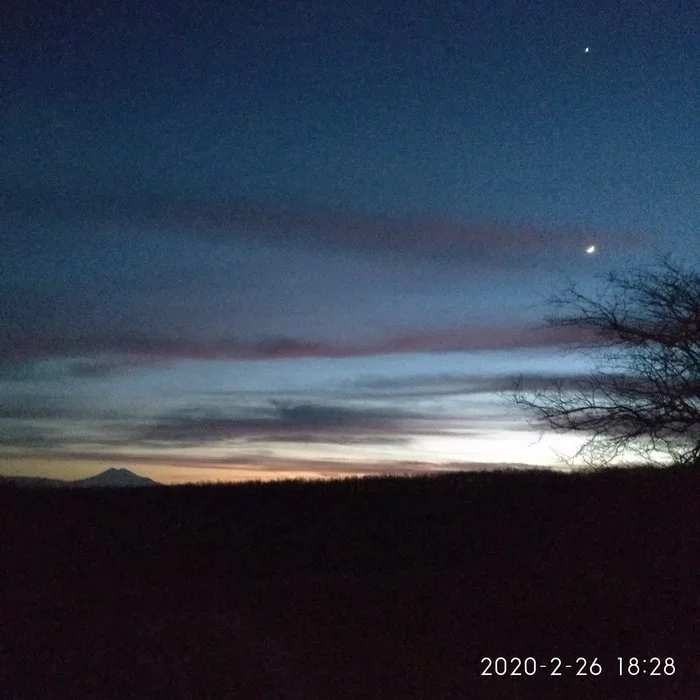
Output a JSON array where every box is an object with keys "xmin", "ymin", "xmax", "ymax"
[{"xmin": 2, "ymin": 0, "xmax": 699, "ymax": 483}]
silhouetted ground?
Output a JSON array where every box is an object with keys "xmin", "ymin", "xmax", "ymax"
[{"xmin": 1, "ymin": 465, "xmax": 698, "ymax": 699}]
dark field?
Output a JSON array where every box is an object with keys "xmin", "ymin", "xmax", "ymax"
[{"xmin": 1, "ymin": 466, "xmax": 698, "ymax": 699}]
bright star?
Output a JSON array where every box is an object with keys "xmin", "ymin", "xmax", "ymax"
[
  {"xmin": 584, "ymin": 47, "xmax": 590, "ymax": 53},
  {"xmin": 586, "ymin": 245, "xmax": 596, "ymax": 254}
]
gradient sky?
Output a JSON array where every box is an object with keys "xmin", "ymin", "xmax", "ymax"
[{"xmin": 2, "ymin": 0, "xmax": 699, "ymax": 483}]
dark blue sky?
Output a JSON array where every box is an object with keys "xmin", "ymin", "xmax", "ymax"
[{"xmin": 2, "ymin": 0, "xmax": 698, "ymax": 482}]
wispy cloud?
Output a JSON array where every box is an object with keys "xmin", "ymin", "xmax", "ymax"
[
  {"xmin": 0, "ymin": 424, "xmax": 65, "ymax": 449},
  {"xmin": 4, "ymin": 186, "xmax": 647, "ymax": 260},
  {"xmin": 1, "ymin": 323, "xmax": 594, "ymax": 365},
  {"xmin": 242, "ymin": 434, "xmax": 412, "ymax": 446},
  {"xmin": 352, "ymin": 371, "xmax": 598, "ymax": 399},
  {"xmin": 136, "ymin": 402, "xmax": 429, "ymax": 446}
]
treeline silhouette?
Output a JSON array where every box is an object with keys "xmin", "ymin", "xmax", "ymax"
[{"xmin": 1, "ymin": 466, "xmax": 698, "ymax": 698}]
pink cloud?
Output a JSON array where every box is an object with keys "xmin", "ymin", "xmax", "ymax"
[
  {"xmin": 370, "ymin": 324, "xmax": 595, "ymax": 354},
  {"xmin": 8, "ymin": 187, "xmax": 649, "ymax": 258},
  {"xmin": 172, "ymin": 202, "xmax": 646, "ymax": 258},
  {"xmin": 2, "ymin": 323, "xmax": 595, "ymax": 366}
]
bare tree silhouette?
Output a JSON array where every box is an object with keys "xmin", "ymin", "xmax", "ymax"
[{"xmin": 514, "ymin": 256, "xmax": 700, "ymax": 467}]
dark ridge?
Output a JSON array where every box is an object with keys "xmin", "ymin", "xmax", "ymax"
[
  {"xmin": 0, "ymin": 467, "xmax": 160, "ymax": 489},
  {"xmin": 1, "ymin": 464, "xmax": 697, "ymax": 698}
]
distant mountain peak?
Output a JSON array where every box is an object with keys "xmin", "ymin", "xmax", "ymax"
[
  {"xmin": 70, "ymin": 467, "xmax": 159, "ymax": 488},
  {"xmin": 102, "ymin": 467, "xmax": 138, "ymax": 476}
]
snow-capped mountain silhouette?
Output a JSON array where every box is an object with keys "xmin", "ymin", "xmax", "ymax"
[{"xmin": 70, "ymin": 468, "xmax": 159, "ymax": 488}]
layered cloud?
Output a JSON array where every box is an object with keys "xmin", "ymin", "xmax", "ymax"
[
  {"xmin": 1, "ymin": 185, "xmax": 629, "ymax": 371},
  {"xmin": 1, "ymin": 323, "xmax": 594, "ymax": 365},
  {"xmin": 351, "ymin": 371, "xmax": 598, "ymax": 399},
  {"xmin": 0, "ymin": 363, "xmax": 595, "ymax": 459},
  {"xmin": 4, "ymin": 186, "xmax": 647, "ymax": 261},
  {"xmin": 136, "ymin": 402, "xmax": 434, "ymax": 447}
]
